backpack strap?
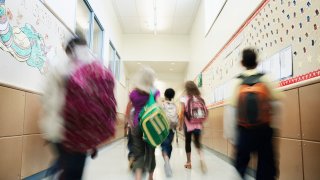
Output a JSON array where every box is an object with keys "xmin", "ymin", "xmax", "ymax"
[{"xmin": 238, "ymin": 73, "xmax": 264, "ymax": 86}]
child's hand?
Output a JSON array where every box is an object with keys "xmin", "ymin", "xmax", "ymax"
[{"xmin": 91, "ymin": 148, "xmax": 98, "ymax": 159}]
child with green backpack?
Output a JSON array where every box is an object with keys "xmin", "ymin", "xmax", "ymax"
[{"xmin": 125, "ymin": 67, "xmax": 166, "ymax": 180}]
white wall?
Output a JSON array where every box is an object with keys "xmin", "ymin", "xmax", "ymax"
[
  {"xmin": 187, "ymin": 0, "xmax": 264, "ymax": 80},
  {"xmin": 122, "ymin": 34, "xmax": 190, "ymax": 62},
  {"xmin": 43, "ymin": 0, "xmax": 77, "ymax": 31}
]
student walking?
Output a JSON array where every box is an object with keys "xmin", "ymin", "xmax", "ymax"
[
  {"xmin": 125, "ymin": 67, "xmax": 160, "ymax": 180},
  {"xmin": 226, "ymin": 48, "xmax": 283, "ymax": 180},
  {"xmin": 179, "ymin": 81, "xmax": 208, "ymax": 173},
  {"xmin": 161, "ymin": 88, "xmax": 179, "ymax": 177},
  {"xmin": 40, "ymin": 37, "xmax": 117, "ymax": 180}
]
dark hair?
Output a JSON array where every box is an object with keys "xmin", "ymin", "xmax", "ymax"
[
  {"xmin": 65, "ymin": 37, "xmax": 87, "ymax": 55},
  {"xmin": 164, "ymin": 88, "xmax": 175, "ymax": 101},
  {"xmin": 241, "ymin": 48, "xmax": 258, "ymax": 69},
  {"xmin": 185, "ymin": 81, "xmax": 200, "ymax": 96}
]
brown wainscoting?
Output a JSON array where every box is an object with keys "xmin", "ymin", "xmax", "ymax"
[
  {"xmin": 21, "ymin": 134, "xmax": 54, "ymax": 178},
  {"xmin": 0, "ymin": 86, "xmax": 25, "ymax": 137},
  {"xmin": 212, "ymin": 130, "xmax": 228, "ymax": 155},
  {"xmin": 279, "ymin": 89, "xmax": 301, "ymax": 139},
  {"xmin": 276, "ymin": 138, "xmax": 304, "ymax": 180},
  {"xmin": 0, "ymin": 84, "xmax": 127, "ymax": 179},
  {"xmin": 227, "ymin": 141, "xmax": 236, "ymax": 159},
  {"xmin": 24, "ymin": 93, "xmax": 42, "ymax": 135},
  {"xmin": 211, "ymin": 107, "xmax": 224, "ymax": 131},
  {"xmin": 299, "ymin": 83, "xmax": 320, "ymax": 142},
  {"xmin": 0, "ymin": 136, "xmax": 23, "ymax": 180},
  {"xmin": 302, "ymin": 140, "xmax": 320, "ymax": 180}
]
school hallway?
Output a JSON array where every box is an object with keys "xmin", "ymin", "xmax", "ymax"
[{"xmin": 83, "ymin": 138, "xmax": 253, "ymax": 180}]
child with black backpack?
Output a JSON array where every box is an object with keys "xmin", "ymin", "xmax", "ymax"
[
  {"xmin": 161, "ymin": 88, "xmax": 179, "ymax": 177},
  {"xmin": 226, "ymin": 48, "xmax": 283, "ymax": 180}
]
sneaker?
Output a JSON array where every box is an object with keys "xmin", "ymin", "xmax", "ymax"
[{"xmin": 164, "ymin": 159, "xmax": 172, "ymax": 177}]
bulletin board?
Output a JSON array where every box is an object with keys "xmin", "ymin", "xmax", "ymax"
[
  {"xmin": 0, "ymin": 0, "xmax": 73, "ymax": 92},
  {"xmin": 200, "ymin": 0, "xmax": 320, "ymax": 106}
]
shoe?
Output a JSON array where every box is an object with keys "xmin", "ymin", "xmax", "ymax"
[
  {"xmin": 164, "ymin": 159, "xmax": 172, "ymax": 177},
  {"xmin": 184, "ymin": 162, "xmax": 192, "ymax": 169},
  {"xmin": 200, "ymin": 160, "xmax": 207, "ymax": 174}
]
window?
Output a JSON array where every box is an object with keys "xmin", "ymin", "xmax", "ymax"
[
  {"xmin": 76, "ymin": 0, "xmax": 104, "ymax": 59},
  {"xmin": 76, "ymin": 0, "xmax": 92, "ymax": 44},
  {"xmin": 109, "ymin": 42, "xmax": 121, "ymax": 80},
  {"xmin": 92, "ymin": 17, "xmax": 104, "ymax": 58}
]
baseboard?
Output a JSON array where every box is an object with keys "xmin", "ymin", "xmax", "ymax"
[
  {"xmin": 23, "ymin": 170, "xmax": 48, "ymax": 180},
  {"xmin": 202, "ymin": 145, "xmax": 256, "ymax": 178}
]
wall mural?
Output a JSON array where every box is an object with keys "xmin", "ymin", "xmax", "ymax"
[{"xmin": 0, "ymin": 0, "xmax": 70, "ymax": 74}]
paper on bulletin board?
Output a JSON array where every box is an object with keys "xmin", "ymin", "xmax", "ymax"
[
  {"xmin": 262, "ymin": 58, "xmax": 271, "ymax": 75},
  {"xmin": 269, "ymin": 53, "xmax": 281, "ymax": 81},
  {"xmin": 280, "ymin": 46, "xmax": 293, "ymax": 79},
  {"xmin": 257, "ymin": 63, "xmax": 263, "ymax": 73}
]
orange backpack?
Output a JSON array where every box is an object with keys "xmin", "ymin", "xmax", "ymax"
[{"xmin": 237, "ymin": 73, "xmax": 271, "ymax": 128}]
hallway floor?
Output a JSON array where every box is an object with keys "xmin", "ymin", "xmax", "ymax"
[{"xmin": 83, "ymin": 137, "xmax": 254, "ymax": 180}]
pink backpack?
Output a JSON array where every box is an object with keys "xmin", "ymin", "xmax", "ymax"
[
  {"xmin": 62, "ymin": 61, "xmax": 117, "ymax": 153},
  {"xmin": 185, "ymin": 96, "xmax": 208, "ymax": 124}
]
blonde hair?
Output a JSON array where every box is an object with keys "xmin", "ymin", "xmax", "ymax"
[{"xmin": 133, "ymin": 66, "xmax": 156, "ymax": 93}]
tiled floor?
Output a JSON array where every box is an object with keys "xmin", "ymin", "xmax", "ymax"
[{"xmin": 83, "ymin": 138, "xmax": 254, "ymax": 180}]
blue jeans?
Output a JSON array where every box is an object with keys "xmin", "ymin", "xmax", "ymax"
[{"xmin": 161, "ymin": 130, "xmax": 175, "ymax": 158}]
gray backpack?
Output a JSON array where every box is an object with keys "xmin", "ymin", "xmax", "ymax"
[{"xmin": 163, "ymin": 101, "xmax": 178, "ymax": 129}]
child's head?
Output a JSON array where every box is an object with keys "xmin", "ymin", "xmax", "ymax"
[
  {"xmin": 133, "ymin": 66, "xmax": 156, "ymax": 93},
  {"xmin": 185, "ymin": 81, "xmax": 200, "ymax": 96},
  {"xmin": 65, "ymin": 37, "xmax": 87, "ymax": 56},
  {"xmin": 164, "ymin": 88, "xmax": 175, "ymax": 101},
  {"xmin": 241, "ymin": 48, "xmax": 258, "ymax": 70}
]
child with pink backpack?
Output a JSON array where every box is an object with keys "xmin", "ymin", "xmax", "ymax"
[
  {"xmin": 179, "ymin": 81, "xmax": 208, "ymax": 173},
  {"xmin": 40, "ymin": 37, "xmax": 117, "ymax": 180}
]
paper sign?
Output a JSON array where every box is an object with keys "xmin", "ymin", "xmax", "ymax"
[
  {"xmin": 280, "ymin": 46, "xmax": 293, "ymax": 78},
  {"xmin": 270, "ymin": 53, "xmax": 281, "ymax": 80}
]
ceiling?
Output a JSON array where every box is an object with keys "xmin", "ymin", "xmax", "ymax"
[{"xmin": 112, "ymin": 0, "xmax": 201, "ymax": 34}]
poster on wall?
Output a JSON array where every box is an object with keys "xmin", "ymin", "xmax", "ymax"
[
  {"xmin": 197, "ymin": 73, "xmax": 202, "ymax": 87},
  {"xmin": 269, "ymin": 52, "xmax": 281, "ymax": 81},
  {"xmin": 280, "ymin": 46, "xmax": 293, "ymax": 79}
]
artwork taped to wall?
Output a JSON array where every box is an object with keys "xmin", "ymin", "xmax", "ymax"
[
  {"xmin": 0, "ymin": 0, "xmax": 72, "ymax": 74},
  {"xmin": 201, "ymin": 0, "xmax": 320, "ymax": 106}
]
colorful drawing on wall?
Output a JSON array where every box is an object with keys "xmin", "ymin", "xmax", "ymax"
[{"xmin": 0, "ymin": 0, "xmax": 55, "ymax": 73}]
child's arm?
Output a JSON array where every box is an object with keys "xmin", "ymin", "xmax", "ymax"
[{"xmin": 178, "ymin": 102, "xmax": 185, "ymax": 131}]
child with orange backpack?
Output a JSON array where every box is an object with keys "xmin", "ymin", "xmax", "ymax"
[{"xmin": 226, "ymin": 48, "xmax": 283, "ymax": 180}]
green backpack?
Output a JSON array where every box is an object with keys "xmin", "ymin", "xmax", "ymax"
[{"xmin": 139, "ymin": 90, "xmax": 170, "ymax": 147}]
